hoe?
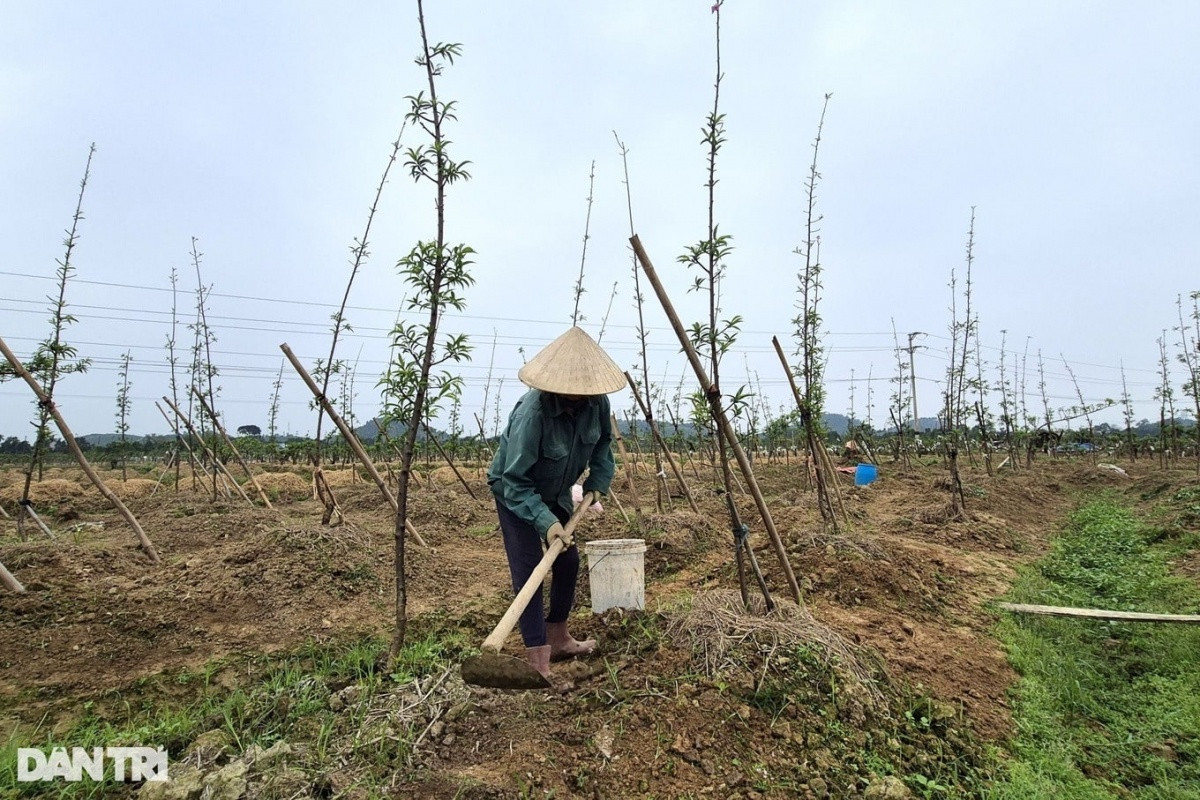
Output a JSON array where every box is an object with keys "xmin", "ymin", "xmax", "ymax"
[{"xmin": 461, "ymin": 494, "xmax": 596, "ymax": 690}]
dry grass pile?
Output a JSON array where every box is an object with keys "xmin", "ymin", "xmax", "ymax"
[
  {"xmin": 254, "ymin": 472, "xmax": 312, "ymax": 501},
  {"xmin": 429, "ymin": 465, "xmax": 486, "ymax": 486},
  {"xmin": 639, "ymin": 510, "xmax": 719, "ymax": 555},
  {"xmin": 110, "ymin": 478, "xmax": 158, "ymax": 500},
  {"xmin": 0, "ymin": 479, "xmax": 87, "ymax": 506},
  {"xmin": 321, "ymin": 468, "xmax": 362, "ymax": 488},
  {"xmin": 269, "ymin": 524, "xmax": 372, "ymax": 558},
  {"xmin": 38, "ymin": 467, "xmax": 73, "ymax": 481},
  {"xmin": 667, "ymin": 590, "xmax": 886, "ymax": 711}
]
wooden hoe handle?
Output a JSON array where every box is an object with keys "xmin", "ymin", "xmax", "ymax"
[{"xmin": 480, "ymin": 497, "xmax": 593, "ymax": 653}]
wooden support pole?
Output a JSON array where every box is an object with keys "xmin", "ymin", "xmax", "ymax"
[
  {"xmin": 18, "ymin": 501, "xmax": 55, "ymax": 539},
  {"xmin": 162, "ymin": 397, "xmax": 254, "ymax": 506},
  {"xmin": 623, "ymin": 411, "xmax": 649, "ymax": 475},
  {"xmin": 0, "ymin": 558, "xmax": 24, "ymax": 593},
  {"xmin": 190, "ymin": 386, "xmax": 274, "ymax": 509},
  {"xmin": 998, "ymin": 602, "xmax": 1200, "ymax": 624},
  {"xmin": 0, "ymin": 335, "xmax": 160, "ymax": 563},
  {"xmin": 772, "ymin": 336, "xmax": 849, "ymax": 526},
  {"xmin": 630, "ymin": 236, "xmax": 802, "ymax": 605},
  {"xmin": 626, "ymin": 371, "xmax": 700, "ymax": 514},
  {"xmin": 149, "ymin": 449, "xmax": 178, "ymax": 497},
  {"xmin": 313, "ymin": 468, "xmax": 346, "ymax": 527},
  {"xmin": 280, "ymin": 343, "xmax": 427, "ymax": 548},
  {"xmin": 422, "ymin": 420, "xmax": 477, "ymax": 500},
  {"xmin": 604, "ymin": 483, "xmax": 632, "ymax": 525},
  {"xmin": 155, "ymin": 401, "xmax": 211, "ymax": 485},
  {"xmin": 473, "ymin": 413, "xmax": 495, "ymax": 461},
  {"xmin": 610, "ymin": 413, "xmax": 643, "ymax": 512}
]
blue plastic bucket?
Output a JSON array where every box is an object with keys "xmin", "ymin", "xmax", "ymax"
[{"xmin": 854, "ymin": 463, "xmax": 878, "ymax": 486}]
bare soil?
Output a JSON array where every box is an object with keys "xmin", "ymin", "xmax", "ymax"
[{"xmin": 1, "ymin": 457, "xmax": 1190, "ymax": 797}]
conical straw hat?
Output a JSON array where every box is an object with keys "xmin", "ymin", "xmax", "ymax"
[{"xmin": 518, "ymin": 326, "xmax": 627, "ymax": 395}]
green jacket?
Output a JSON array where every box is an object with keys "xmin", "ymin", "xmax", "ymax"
[{"xmin": 487, "ymin": 389, "xmax": 615, "ymax": 538}]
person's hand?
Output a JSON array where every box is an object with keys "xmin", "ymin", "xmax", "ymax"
[
  {"xmin": 571, "ymin": 485, "xmax": 605, "ymax": 514},
  {"xmin": 545, "ymin": 521, "xmax": 570, "ymax": 546}
]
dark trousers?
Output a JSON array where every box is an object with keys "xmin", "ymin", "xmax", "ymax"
[{"xmin": 496, "ymin": 501, "xmax": 580, "ymax": 647}]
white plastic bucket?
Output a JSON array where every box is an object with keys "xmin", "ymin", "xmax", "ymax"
[{"xmin": 585, "ymin": 538, "xmax": 648, "ymax": 613}]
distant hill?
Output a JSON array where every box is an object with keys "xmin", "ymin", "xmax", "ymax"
[
  {"xmin": 80, "ymin": 433, "xmax": 146, "ymax": 447},
  {"xmin": 615, "ymin": 412, "xmax": 880, "ymax": 438},
  {"xmin": 355, "ymin": 419, "xmax": 409, "ymax": 443}
]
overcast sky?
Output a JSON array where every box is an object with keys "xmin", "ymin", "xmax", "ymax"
[{"xmin": 2, "ymin": 1, "xmax": 1198, "ymax": 441}]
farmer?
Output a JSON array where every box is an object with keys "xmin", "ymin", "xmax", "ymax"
[{"xmin": 487, "ymin": 326, "xmax": 627, "ymax": 680}]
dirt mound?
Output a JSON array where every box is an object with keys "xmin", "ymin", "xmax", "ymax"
[
  {"xmin": 430, "ymin": 465, "xmax": 486, "ymax": 486},
  {"xmin": 0, "ymin": 478, "xmax": 88, "ymax": 506},
  {"xmin": 110, "ymin": 478, "xmax": 160, "ymax": 500},
  {"xmin": 2, "ymin": 458, "xmax": 1111, "ymax": 794},
  {"xmin": 319, "ymin": 468, "xmax": 361, "ymax": 488},
  {"xmin": 253, "ymin": 471, "xmax": 312, "ymax": 502}
]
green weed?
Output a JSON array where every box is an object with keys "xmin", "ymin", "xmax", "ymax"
[{"xmin": 992, "ymin": 497, "xmax": 1200, "ymax": 797}]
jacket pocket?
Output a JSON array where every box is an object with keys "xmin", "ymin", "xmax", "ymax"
[
  {"xmin": 580, "ymin": 414, "xmax": 600, "ymax": 446},
  {"xmin": 542, "ymin": 438, "xmax": 569, "ymax": 461}
]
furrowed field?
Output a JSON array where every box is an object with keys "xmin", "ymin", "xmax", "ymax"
[{"xmin": 2, "ymin": 455, "xmax": 1198, "ymax": 798}]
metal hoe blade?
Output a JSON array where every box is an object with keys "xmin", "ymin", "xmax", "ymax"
[{"xmin": 461, "ymin": 652, "xmax": 552, "ymax": 690}]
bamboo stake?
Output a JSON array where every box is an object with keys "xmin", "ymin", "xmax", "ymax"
[
  {"xmin": 149, "ymin": 450, "xmax": 178, "ymax": 497},
  {"xmin": 630, "ymin": 236, "xmax": 802, "ymax": 605},
  {"xmin": 374, "ymin": 425, "xmax": 430, "ymax": 491},
  {"xmin": 728, "ymin": 462, "xmax": 748, "ymax": 496},
  {"xmin": 473, "ymin": 413, "xmax": 495, "ymax": 461},
  {"xmin": 772, "ymin": 336, "xmax": 849, "ymax": 526},
  {"xmin": 162, "ymin": 397, "xmax": 254, "ymax": 506},
  {"xmin": 610, "ymin": 413, "xmax": 642, "ymax": 512},
  {"xmin": 0, "ymin": 335, "xmax": 160, "ymax": 563},
  {"xmin": 0, "ymin": 559, "xmax": 24, "ymax": 593},
  {"xmin": 604, "ymin": 484, "xmax": 632, "ymax": 525},
  {"xmin": 155, "ymin": 401, "xmax": 212, "ymax": 484},
  {"xmin": 625, "ymin": 372, "xmax": 699, "ymax": 513},
  {"xmin": 313, "ymin": 468, "xmax": 346, "ymax": 526},
  {"xmin": 422, "ymin": 420, "xmax": 477, "ymax": 500},
  {"xmin": 280, "ymin": 343, "xmax": 427, "ymax": 547},
  {"xmin": 998, "ymin": 602, "xmax": 1200, "ymax": 624},
  {"xmin": 18, "ymin": 501, "xmax": 55, "ymax": 539},
  {"xmin": 622, "ymin": 411, "xmax": 649, "ymax": 476},
  {"xmin": 816, "ymin": 440, "xmax": 848, "ymax": 515},
  {"xmin": 190, "ymin": 386, "xmax": 274, "ymax": 509},
  {"xmin": 664, "ymin": 404, "xmax": 704, "ymax": 481}
]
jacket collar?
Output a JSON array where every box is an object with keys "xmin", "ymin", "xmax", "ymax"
[{"xmin": 541, "ymin": 390, "xmax": 591, "ymax": 418}]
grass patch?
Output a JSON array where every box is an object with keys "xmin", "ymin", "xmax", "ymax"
[
  {"xmin": 0, "ymin": 623, "xmax": 466, "ymax": 797},
  {"xmin": 992, "ymin": 496, "xmax": 1200, "ymax": 798}
]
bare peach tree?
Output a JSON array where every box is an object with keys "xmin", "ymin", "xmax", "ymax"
[
  {"xmin": 789, "ymin": 93, "xmax": 840, "ymax": 527},
  {"xmin": 2, "ymin": 145, "xmax": 96, "ymax": 536},
  {"xmin": 1120, "ymin": 361, "xmax": 1137, "ymax": 461},
  {"xmin": 995, "ymin": 330, "xmax": 1018, "ymax": 468},
  {"xmin": 940, "ymin": 209, "xmax": 979, "ymax": 517},
  {"xmin": 164, "ymin": 265, "xmax": 189, "ymax": 488},
  {"xmin": 1176, "ymin": 291, "xmax": 1200, "ymax": 474},
  {"xmin": 114, "ymin": 350, "xmax": 133, "ymax": 481},
  {"xmin": 313, "ymin": 133, "xmax": 405, "ymax": 470},
  {"xmin": 888, "ymin": 320, "xmax": 913, "ymax": 468},
  {"xmin": 1155, "ymin": 332, "xmax": 1177, "ymax": 466},
  {"xmin": 378, "ymin": 0, "xmax": 474, "ymax": 656},
  {"xmin": 187, "ymin": 238, "xmax": 222, "ymax": 499}
]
